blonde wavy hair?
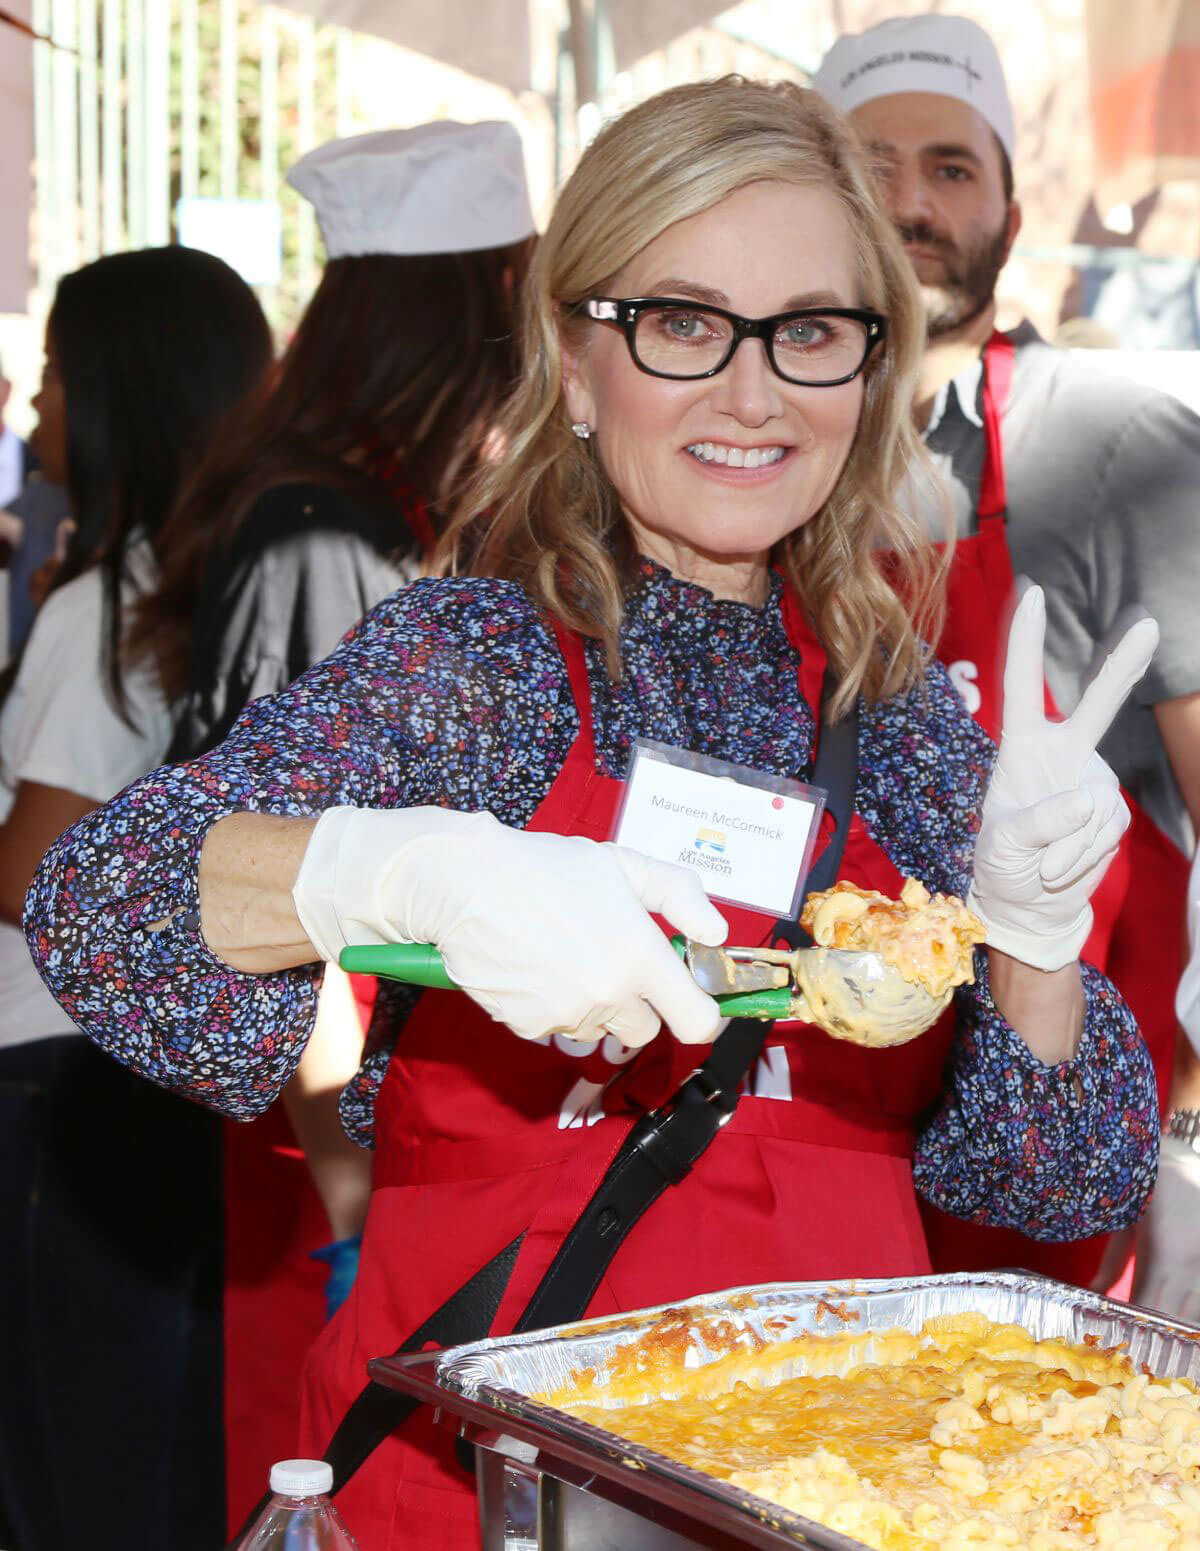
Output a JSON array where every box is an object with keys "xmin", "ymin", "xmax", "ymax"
[{"xmin": 440, "ymin": 76, "xmax": 948, "ymax": 716}]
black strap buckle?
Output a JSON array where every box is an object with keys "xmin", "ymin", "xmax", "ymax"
[
  {"xmin": 678, "ymin": 1065, "xmax": 740, "ymax": 1127},
  {"xmin": 624, "ymin": 1066, "xmax": 738, "ymax": 1189}
]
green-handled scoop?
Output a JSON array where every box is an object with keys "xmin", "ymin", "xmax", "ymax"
[
  {"xmin": 338, "ymin": 936, "xmax": 951, "ymax": 1045},
  {"xmin": 338, "ymin": 940, "xmax": 794, "ymax": 1020},
  {"xmin": 340, "ymin": 942, "xmax": 459, "ymax": 990}
]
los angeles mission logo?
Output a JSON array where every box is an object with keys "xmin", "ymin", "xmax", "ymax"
[
  {"xmin": 680, "ymin": 823, "xmax": 733, "ymax": 878},
  {"xmin": 662, "ymin": 801, "xmax": 785, "ymax": 882}
]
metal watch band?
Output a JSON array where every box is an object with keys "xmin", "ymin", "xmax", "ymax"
[{"xmin": 1165, "ymin": 1108, "xmax": 1200, "ymax": 1154}]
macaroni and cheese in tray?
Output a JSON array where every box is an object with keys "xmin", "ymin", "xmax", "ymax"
[{"xmin": 370, "ymin": 1274, "xmax": 1200, "ymax": 1551}]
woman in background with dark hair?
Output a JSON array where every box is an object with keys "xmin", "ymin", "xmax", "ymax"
[
  {"xmin": 134, "ymin": 120, "xmax": 536, "ymax": 759},
  {"xmin": 123, "ymin": 121, "xmax": 535, "ymax": 1529},
  {"xmin": 0, "ymin": 245, "xmax": 272, "ymax": 1551}
]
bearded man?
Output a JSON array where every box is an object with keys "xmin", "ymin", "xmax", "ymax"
[{"xmin": 816, "ymin": 14, "xmax": 1200, "ymax": 1320}]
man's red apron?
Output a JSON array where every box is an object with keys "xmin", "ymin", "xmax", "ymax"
[
  {"xmin": 296, "ymin": 596, "xmax": 959, "ymax": 1550},
  {"xmin": 919, "ymin": 331, "xmax": 1185, "ymax": 1291}
]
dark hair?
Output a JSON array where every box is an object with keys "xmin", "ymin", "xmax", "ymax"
[
  {"xmin": 132, "ymin": 239, "xmax": 534, "ymax": 700},
  {"xmin": 47, "ymin": 246, "xmax": 272, "ymax": 711}
]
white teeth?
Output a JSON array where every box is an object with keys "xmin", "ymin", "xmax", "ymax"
[{"xmin": 687, "ymin": 443, "xmax": 785, "ymax": 468}]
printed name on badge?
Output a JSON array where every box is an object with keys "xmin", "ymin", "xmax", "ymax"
[{"xmin": 613, "ymin": 739, "xmax": 826, "ymax": 918}]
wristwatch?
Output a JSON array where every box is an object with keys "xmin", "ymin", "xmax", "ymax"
[{"xmin": 1165, "ymin": 1108, "xmax": 1200, "ymax": 1155}]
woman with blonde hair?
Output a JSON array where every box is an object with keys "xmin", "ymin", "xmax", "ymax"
[{"xmin": 28, "ymin": 79, "xmax": 1158, "ymax": 1549}]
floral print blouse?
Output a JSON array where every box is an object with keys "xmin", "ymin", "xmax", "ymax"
[{"xmin": 24, "ymin": 561, "xmax": 1158, "ymax": 1240}]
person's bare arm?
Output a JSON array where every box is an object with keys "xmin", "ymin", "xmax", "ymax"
[
  {"xmin": 195, "ymin": 811, "xmax": 318, "ymax": 972},
  {"xmin": 281, "ymin": 963, "xmax": 372, "ymax": 1241},
  {"xmin": 0, "ymin": 780, "xmax": 98, "ymax": 924},
  {"xmin": 1155, "ymin": 690, "xmax": 1200, "ymax": 839},
  {"xmin": 987, "ymin": 950, "xmax": 1085, "ymax": 1066},
  {"xmin": 202, "ymin": 819, "xmax": 373, "ymax": 1231}
]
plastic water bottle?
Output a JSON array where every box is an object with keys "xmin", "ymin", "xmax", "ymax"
[{"xmin": 239, "ymin": 1460, "xmax": 361, "ymax": 1549}]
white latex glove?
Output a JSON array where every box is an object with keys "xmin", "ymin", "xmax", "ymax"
[
  {"xmin": 292, "ymin": 805, "xmax": 728, "ymax": 1048},
  {"xmin": 967, "ymin": 587, "xmax": 1159, "ymax": 971},
  {"xmin": 1132, "ymin": 1136, "xmax": 1200, "ymax": 1326}
]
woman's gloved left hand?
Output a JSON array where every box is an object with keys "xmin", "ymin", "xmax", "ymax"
[{"xmin": 967, "ymin": 587, "xmax": 1159, "ymax": 971}]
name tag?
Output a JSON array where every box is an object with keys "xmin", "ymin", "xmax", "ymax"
[{"xmin": 613, "ymin": 739, "xmax": 826, "ymax": 918}]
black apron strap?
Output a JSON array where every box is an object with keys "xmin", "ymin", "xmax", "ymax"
[
  {"xmin": 225, "ymin": 1235, "xmax": 525, "ymax": 1546},
  {"xmin": 228, "ymin": 678, "xmax": 858, "ymax": 1544},
  {"xmin": 324, "ymin": 1233, "xmax": 523, "ymax": 1488},
  {"xmin": 772, "ymin": 674, "xmax": 858, "ymax": 950}
]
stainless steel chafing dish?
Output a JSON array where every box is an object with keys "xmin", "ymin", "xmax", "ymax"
[{"xmin": 369, "ymin": 1271, "xmax": 1200, "ymax": 1550}]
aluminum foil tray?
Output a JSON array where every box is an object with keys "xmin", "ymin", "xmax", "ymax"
[{"xmin": 370, "ymin": 1271, "xmax": 1200, "ymax": 1551}]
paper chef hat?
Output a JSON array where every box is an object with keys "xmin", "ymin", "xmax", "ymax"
[
  {"xmin": 285, "ymin": 120, "xmax": 536, "ymax": 259},
  {"xmin": 812, "ymin": 15, "xmax": 1015, "ymax": 162}
]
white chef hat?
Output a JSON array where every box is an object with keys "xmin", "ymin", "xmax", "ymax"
[
  {"xmin": 285, "ymin": 120, "xmax": 536, "ymax": 260},
  {"xmin": 812, "ymin": 15, "xmax": 1015, "ymax": 162}
]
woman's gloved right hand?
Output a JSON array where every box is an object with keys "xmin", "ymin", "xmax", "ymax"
[
  {"xmin": 967, "ymin": 588, "xmax": 1158, "ymax": 971},
  {"xmin": 292, "ymin": 806, "xmax": 727, "ymax": 1049}
]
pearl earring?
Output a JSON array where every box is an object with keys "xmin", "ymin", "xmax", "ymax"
[{"xmin": 571, "ymin": 421, "xmax": 592, "ymax": 440}]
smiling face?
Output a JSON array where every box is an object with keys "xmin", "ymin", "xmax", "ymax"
[
  {"xmin": 561, "ymin": 180, "xmax": 869, "ymax": 597},
  {"xmin": 848, "ymin": 93, "xmax": 1019, "ymax": 339}
]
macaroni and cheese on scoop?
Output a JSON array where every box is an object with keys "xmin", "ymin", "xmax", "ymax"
[{"xmin": 801, "ymin": 878, "xmax": 986, "ymax": 1000}]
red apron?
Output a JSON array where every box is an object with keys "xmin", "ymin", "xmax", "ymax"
[
  {"xmin": 919, "ymin": 332, "xmax": 1185, "ymax": 1292},
  {"xmin": 297, "ymin": 595, "xmax": 958, "ymax": 1550},
  {"xmin": 223, "ymin": 1112, "xmax": 330, "ymax": 1529},
  {"xmin": 223, "ymin": 996, "xmax": 378, "ymax": 1536}
]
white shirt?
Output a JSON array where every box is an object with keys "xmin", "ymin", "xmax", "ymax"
[
  {"xmin": 0, "ymin": 542, "xmax": 172, "ymax": 1049},
  {"xmin": 922, "ymin": 358, "xmax": 985, "ymax": 437},
  {"xmin": 0, "ymin": 425, "xmax": 23, "ymax": 509}
]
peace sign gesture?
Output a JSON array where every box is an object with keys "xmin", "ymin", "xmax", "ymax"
[{"xmin": 966, "ymin": 586, "xmax": 1159, "ymax": 972}]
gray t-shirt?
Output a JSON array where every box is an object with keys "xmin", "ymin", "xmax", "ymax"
[{"xmin": 918, "ymin": 321, "xmax": 1200, "ymax": 852}]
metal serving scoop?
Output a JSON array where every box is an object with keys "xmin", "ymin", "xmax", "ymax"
[
  {"xmin": 337, "ymin": 940, "xmax": 796, "ymax": 1020},
  {"xmin": 788, "ymin": 947, "xmax": 952, "ymax": 1048},
  {"xmin": 339, "ymin": 937, "xmax": 951, "ymax": 1047},
  {"xmin": 678, "ymin": 938, "xmax": 952, "ymax": 1048}
]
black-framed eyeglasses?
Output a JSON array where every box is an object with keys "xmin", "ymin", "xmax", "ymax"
[{"xmin": 575, "ymin": 297, "xmax": 886, "ymax": 386}]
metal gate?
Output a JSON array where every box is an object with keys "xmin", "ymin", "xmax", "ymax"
[{"xmin": 30, "ymin": 1, "xmax": 370, "ymax": 329}]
